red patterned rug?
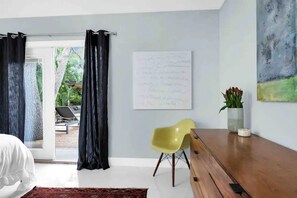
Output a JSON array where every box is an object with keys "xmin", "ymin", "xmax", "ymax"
[{"xmin": 22, "ymin": 187, "xmax": 148, "ymax": 198}]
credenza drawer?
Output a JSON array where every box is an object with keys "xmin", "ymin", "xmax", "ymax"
[
  {"xmin": 192, "ymin": 156, "xmax": 223, "ymax": 198},
  {"xmin": 190, "ymin": 132, "xmax": 206, "ymax": 153},
  {"xmin": 190, "ymin": 131, "xmax": 248, "ymax": 198},
  {"xmin": 190, "ymin": 164, "xmax": 204, "ymax": 198},
  {"xmin": 207, "ymin": 154, "xmax": 242, "ymax": 198}
]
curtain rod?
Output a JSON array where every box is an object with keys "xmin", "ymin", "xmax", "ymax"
[{"xmin": 0, "ymin": 31, "xmax": 117, "ymax": 38}]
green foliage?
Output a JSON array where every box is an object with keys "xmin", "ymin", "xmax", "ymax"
[
  {"xmin": 219, "ymin": 87, "xmax": 243, "ymax": 113},
  {"xmin": 55, "ymin": 47, "xmax": 84, "ymax": 106},
  {"xmin": 36, "ymin": 62, "xmax": 43, "ymax": 102}
]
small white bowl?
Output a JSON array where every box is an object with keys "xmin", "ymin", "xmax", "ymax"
[{"xmin": 238, "ymin": 128, "xmax": 251, "ymax": 137}]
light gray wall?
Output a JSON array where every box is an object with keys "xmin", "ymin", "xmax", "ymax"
[
  {"xmin": 219, "ymin": 0, "xmax": 297, "ymax": 151},
  {"xmin": 0, "ymin": 11, "xmax": 220, "ymax": 158}
]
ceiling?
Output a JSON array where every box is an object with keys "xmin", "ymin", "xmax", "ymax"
[{"xmin": 0, "ymin": 0, "xmax": 225, "ymax": 19}]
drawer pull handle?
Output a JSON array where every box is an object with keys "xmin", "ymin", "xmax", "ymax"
[
  {"xmin": 194, "ymin": 150, "xmax": 199, "ymax": 155},
  {"xmin": 194, "ymin": 134, "xmax": 199, "ymax": 139},
  {"xmin": 193, "ymin": 177, "xmax": 198, "ymax": 182},
  {"xmin": 229, "ymin": 183, "xmax": 245, "ymax": 195}
]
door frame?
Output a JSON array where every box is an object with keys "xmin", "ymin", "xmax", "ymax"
[{"xmin": 26, "ymin": 40, "xmax": 84, "ymax": 160}]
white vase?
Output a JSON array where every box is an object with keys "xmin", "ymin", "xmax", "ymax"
[{"xmin": 227, "ymin": 108, "xmax": 244, "ymax": 132}]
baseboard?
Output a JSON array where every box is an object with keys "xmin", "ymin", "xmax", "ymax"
[{"xmin": 109, "ymin": 157, "xmax": 189, "ymax": 168}]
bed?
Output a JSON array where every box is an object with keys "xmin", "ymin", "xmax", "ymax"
[{"xmin": 0, "ymin": 134, "xmax": 36, "ymax": 191}]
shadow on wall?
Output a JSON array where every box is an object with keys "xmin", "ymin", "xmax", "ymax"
[{"xmin": 244, "ymin": 91, "xmax": 252, "ymax": 129}]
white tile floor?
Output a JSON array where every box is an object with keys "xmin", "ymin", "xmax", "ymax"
[
  {"xmin": 55, "ymin": 148, "xmax": 78, "ymax": 161},
  {"xmin": 0, "ymin": 163, "xmax": 194, "ymax": 198}
]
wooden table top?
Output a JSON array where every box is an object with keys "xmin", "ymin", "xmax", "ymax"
[{"xmin": 192, "ymin": 129, "xmax": 297, "ymax": 198}]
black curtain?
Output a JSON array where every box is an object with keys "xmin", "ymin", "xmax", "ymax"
[
  {"xmin": 77, "ymin": 30, "xmax": 110, "ymax": 170},
  {"xmin": 0, "ymin": 33, "xmax": 26, "ymax": 142}
]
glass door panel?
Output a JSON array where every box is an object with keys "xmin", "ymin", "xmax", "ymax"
[
  {"xmin": 24, "ymin": 59, "xmax": 43, "ymax": 148},
  {"xmin": 25, "ymin": 48, "xmax": 55, "ymax": 159}
]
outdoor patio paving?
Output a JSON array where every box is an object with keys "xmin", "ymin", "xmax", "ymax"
[{"xmin": 24, "ymin": 126, "xmax": 79, "ymax": 148}]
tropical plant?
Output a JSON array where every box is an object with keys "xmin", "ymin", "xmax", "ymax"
[
  {"xmin": 219, "ymin": 87, "xmax": 243, "ymax": 113},
  {"xmin": 36, "ymin": 62, "xmax": 43, "ymax": 102},
  {"xmin": 55, "ymin": 47, "xmax": 84, "ymax": 106}
]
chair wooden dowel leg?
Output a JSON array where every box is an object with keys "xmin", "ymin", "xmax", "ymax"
[
  {"xmin": 183, "ymin": 150, "xmax": 190, "ymax": 169},
  {"xmin": 172, "ymin": 153, "xmax": 175, "ymax": 187},
  {"xmin": 153, "ymin": 153, "xmax": 163, "ymax": 176}
]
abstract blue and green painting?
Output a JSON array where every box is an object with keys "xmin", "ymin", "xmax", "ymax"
[{"xmin": 257, "ymin": 0, "xmax": 297, "ymax": 101}]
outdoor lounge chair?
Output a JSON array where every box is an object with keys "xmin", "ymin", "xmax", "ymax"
[{"xmin": 55, "ymin": 106, "xmax": 80, "ymax": 134}]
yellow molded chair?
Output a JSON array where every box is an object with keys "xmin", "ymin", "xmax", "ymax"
[{"xmin": 151, "ymin": 119, "xmax": 196, "ymax": 187}]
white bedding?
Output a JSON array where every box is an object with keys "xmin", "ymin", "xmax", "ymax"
[{"xmin": 0, "ymin": 134, "xmax": 36, "ymax": 191}]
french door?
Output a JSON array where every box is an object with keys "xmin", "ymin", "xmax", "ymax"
[
  {"xmin": 24, "ymin": 40, "xmax": 84, "ymax": 160},
  {"xmin": 24, "ymin": 47, "xmax": 55, "ymax": 159}
]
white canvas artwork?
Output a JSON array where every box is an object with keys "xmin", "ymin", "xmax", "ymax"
[{"xmin": 133, "ymin": 51, "xmax": 192, "ymax": 109}]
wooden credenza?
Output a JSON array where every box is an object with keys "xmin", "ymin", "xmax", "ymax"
[{"xmin": 190, "ymin": 129, "xmax": 297, "ymax": 198}]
